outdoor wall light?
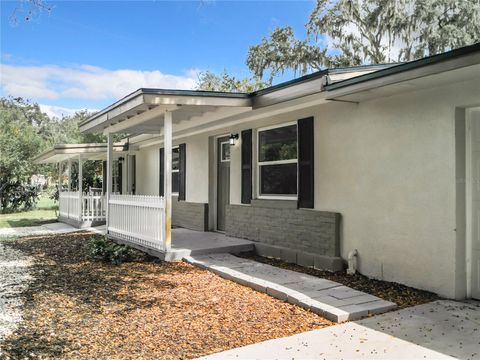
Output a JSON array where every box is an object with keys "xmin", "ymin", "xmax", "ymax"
[
  {"xmin": 118, "ymin": 157, "xmax": 125, "ymax": 162},
  {"xmin": 229, "ymin": 133, "xmax": 239, "ymax": 145}
]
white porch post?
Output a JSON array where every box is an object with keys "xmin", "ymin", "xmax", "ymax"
[
  {"xmin": 106, "ymin": 134, "xmax": 113, "ymax": 231},
  {"xmin": 67, "ymin": 159, "xmax": 72, "ymax": 191},
  {"xmin": 78, "ymin": 155, "xmax": 83, "ymax": 219},
  {"xmin": 163, "ymin": 110, "xmax": 172, "ymax": 250},
  {"xmin": 58, "ymin": 161, "xmax": 62, "ymax": 193}
]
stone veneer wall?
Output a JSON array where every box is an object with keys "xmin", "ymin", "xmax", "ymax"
[
  {"xmin": 172, "ymin": 196, "xmax": 208, "ymax": 231},
  {"xmin": 225, "ymin": 200, "xmax": 343, "ymax": 271}
]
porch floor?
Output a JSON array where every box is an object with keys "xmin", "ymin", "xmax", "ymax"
[{"xmin": 168, "ymin": 228, "xmax": 255, "ymax": 260}]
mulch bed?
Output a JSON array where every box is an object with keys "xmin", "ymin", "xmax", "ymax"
[
  {"xmin": 1, "ymin": 233, "xmax": 332, "ymax": 359},
  {"xmin": 236, "ymin": 252, "xmax": 439, "ymax": 309}
]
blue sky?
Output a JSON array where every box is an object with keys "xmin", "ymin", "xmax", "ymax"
[{"xmin": 0, "ymin": 0, "xmax": 315, "ymax": 117}]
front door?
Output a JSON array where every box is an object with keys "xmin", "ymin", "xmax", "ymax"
[
  {"xmin": 470, "ymin": 110, "xmax": 480, "ymax": 299},
  {"xmin": 217, "ymin": 137, "xmax": 230, "ymax": 231}
]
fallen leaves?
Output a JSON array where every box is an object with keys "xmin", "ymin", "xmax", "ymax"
[
  {"xmin": 237, "ymin": 253, "xmax": 439, "ymax": 309},
  {"xmin": 1, "ymin": 232, "xmax": 332, "ymax": 359}
]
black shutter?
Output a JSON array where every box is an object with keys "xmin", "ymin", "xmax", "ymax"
[
  {"xmin": 297, "ymin": 117, "xmax": 314, "ymax": 208},
  {"xmin": 102, "ymin": 161, "xmax": 107, "ymax": 194},
  {"xmin": 178, "ymin": 143, "xmax": 186, "ymax": 201},
  {"xmin": 159, "ymin": 148, "xmax": 164, "ymax": 196},
  {"xmin": 241, "ymin": 129, "xmax": 253, "ymax": 204},
  {"xmin": 118, "ymin": 161, "xmax": 123, "ymax": 194}
]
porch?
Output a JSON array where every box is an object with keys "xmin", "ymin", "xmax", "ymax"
[{"xmin": 58, "ymin": 190, "xmax": 106, "ymax": 227}]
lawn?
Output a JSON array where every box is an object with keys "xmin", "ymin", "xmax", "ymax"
[
  {"xmin": 0, "ymin": 194, "xmax": 58, "ymax": 228},
  {"xmin": 0, "ymin": 232, "xmax": 332, "ymax": 359}
]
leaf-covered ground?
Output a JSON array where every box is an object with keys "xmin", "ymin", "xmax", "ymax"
[
  {"xmin": 1, "ymin": 232, "xmax": 331, "ymax": 359},
  {"xmin": 237, "ymin": 253, "xmax": 438, "ymax": 309}
]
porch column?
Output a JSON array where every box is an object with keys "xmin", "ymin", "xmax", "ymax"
[
  {"xmin": 67, "ymin": 159, "xmax": 72, "ymax": 191},
  {"xmin": 106, "ymin": 134, "xmax": 113, "ymax": 231},
  {"xmin": 58, "ymin": 161, "xmax": 62, "ymax": 193},
  {"xmin": 78, "ymin": 155, "xmax": 83, "ymax": 219},
  {"xmin": 163, "ymin": 110, "xmax": 172, "ymax": 250}
]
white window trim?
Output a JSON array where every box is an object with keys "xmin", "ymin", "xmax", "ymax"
[
  {"xmin": 172, "ymin": 145, "xmax": 179, "ymax": 196},
  {"xmin": 220, "ymin": 141, "xmax": 231, "ymax": 162},
  {"xmin": 256, "ymin": 122, "xmax": 298, "ymax": 200}
]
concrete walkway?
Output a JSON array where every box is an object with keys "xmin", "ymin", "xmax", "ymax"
[
  {"xmin": 200, "ymin": 300, "xmax": 480, "ymax": 360},
  {"xmin": 185, "ymin": 253, "xmax": 396, "ymax": 322},
  {"xmin": 0, "ymin": 223, "xmax": 106, "ymax": 238}
]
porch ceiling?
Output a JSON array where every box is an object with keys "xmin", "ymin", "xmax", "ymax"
[
  {"xmin": 33, "ymin": 143, "xmax": 129, "ymax": 164},
  {"xmin": 79, "ymin": 89, "xmax": 252, "ymax": 135}
]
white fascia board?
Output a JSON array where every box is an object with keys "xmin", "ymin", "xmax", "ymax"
[
  {"xmin": 143, "ymin": 93, "xmax": 251, "ymax": 108},
  {"xmin": 252, "ymin": 76, "xmax": 326, "ymax": 109},
  {"xmin": 326, "ymin": 52, "xmax": 480, "ymax": 100}
]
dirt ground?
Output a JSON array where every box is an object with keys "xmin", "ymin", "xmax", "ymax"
[{"xmin": 0, "ymin": 232, "xmax": 332, "ymax": 359}]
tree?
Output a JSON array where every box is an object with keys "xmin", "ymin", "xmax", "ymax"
[
  {"xmin": 196, "ymin": 70, "xmax": 268, "ymax": 92},
  {"xmin": 9, "ymin": 0, "xmax": 53, "ymax": 25},
  {"xmin": 0, "ymin": 97, "xmax": 103, "ymax": 212},
  {"xmin": 247, "ymin": 0, "xmax": 480, "ymax": 82}
]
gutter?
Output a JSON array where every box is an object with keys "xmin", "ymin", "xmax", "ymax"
[{"xmin": 326, "ymin": 43, "xmax": 480, "ymax": 91}]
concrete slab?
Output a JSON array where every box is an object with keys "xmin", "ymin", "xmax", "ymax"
[
  {"xmin": 0, "ymin": 222, "xmax": 105, "ymax": 238},
  {"xmin": 199, "ymin": 300, "xmax": 480, "ymax": 360},
  {"xmin": 171, "ymin": 228, "xmax": 254, "ymax": 257},
  {"xmin": 187, "ymin": 253, "xmax": 397, "ymax": 323}
]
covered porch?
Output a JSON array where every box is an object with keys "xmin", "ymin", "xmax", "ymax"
[
  {"xmin": 34, "ymin": 143, "xmax": 130, "ymax": 228},
  {"xmin": 78, "ymin": 89, "xmax": 252, "ymax": 258}
]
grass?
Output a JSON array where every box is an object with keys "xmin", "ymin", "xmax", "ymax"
[{"xmin": 0, "ymin": 194, "xmax": 58, "ymax": 228}]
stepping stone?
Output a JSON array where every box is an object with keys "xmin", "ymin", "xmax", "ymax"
[{"xmin": 186, "ymin": 253, "xmax": 397, "ymax": 323}]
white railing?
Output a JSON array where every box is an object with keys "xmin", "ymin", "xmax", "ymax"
[
  {"xmin": 108, "ymin": 194, "xmax": 165, "ymax": 251},
  {"xmin": 82, "ymin": 193, "xmax": 106, "ymax": 221},
  {"xmin": 59, "ymin": 191, "xmax": 81, "ymax": 221},
  {"xmin": 59, "ymin": 191, "xmax": 106, "ymax": 222}
]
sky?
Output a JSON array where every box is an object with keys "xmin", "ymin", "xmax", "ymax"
[{"xmin": 0, "ymin": 0, "xmax": 315, "ymax": 118}]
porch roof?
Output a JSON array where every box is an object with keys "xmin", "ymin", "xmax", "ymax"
[
  {"xmin": 33, "ymin": 143, "xmax": 129, "ymax": 164},
  {"xmin": 79, "ymin": 89, "xmax": 253, "ymax": 135}
]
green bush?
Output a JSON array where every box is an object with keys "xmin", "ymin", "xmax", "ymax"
[
  {"xmin": 88, "ymin": 237, "xmax": 134, "ymax": 265},
  {"xmin": 0, "ymin": 180, "xmax": 39, "ymax": 213}
]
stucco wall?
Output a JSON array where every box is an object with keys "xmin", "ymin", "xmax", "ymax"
[
  {"xmin": 135, "ymin": 133, "xmax": 209, "ymax": 202},
  {"xmin": 226, "ymin": 79, "xmax": 478, "ymax": 298},
  {"xmin": 134, "ymin": 78, "xmax": 479, "ymax": 298}
]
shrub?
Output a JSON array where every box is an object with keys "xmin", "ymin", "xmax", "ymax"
[
  {"xmin": 0, "ymin": 180, "xmax": 39, "ymax": 213},
  {"xmin": 88, "ymin": 237, "xmax": 134, "ymax": 265}
]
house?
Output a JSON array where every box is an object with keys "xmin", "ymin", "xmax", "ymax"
[{"xmin": 35, "ymin": 43, "xmax": 480, "ymax": 301}]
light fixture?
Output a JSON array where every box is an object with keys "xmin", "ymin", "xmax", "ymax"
[{"xmin": 229, "ymin": 133, "xmax": 239, "ymax": 145}]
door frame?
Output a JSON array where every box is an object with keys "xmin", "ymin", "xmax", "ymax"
[
  {"xmin": 466, "ymin": 107, "xmax": 480, "ymax": 299},
  {"xmin": 209, "ymin": 133, "xmax": 230, "ymax": 232}
]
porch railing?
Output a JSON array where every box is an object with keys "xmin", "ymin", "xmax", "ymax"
[
  {"xmin": 59, "ymin": 191, "xmax": 81, "ymax": 221},
  {"xmin": 108, "ymin": 194, "xmax": 165, "ymax": 251},
  {"xmin": 59, "ymin": 191, "xmax": 106, "ymax": 222},
  {"xmin": 81, "ymin": 193, "xmax": 105, "ymax": 221}
]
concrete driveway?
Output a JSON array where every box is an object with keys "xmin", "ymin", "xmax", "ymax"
[{"xmin": 200, "ymin": 300, "xmax": 480, "ymax": 359}]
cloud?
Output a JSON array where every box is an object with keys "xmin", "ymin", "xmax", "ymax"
[
  {"xmin": 38, "ymin": 104, "xmax": 98, "ymax": 119},
  {"xmin": 0, "ymin": 63, "xmax": 199, "ymax": 101}
]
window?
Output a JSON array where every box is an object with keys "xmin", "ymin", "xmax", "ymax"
[
  {"xmin": 221, "ymin": 141, "xmax": 230, "ymax": 162},
  {"xmin": 172, "ymin": 147, "xmax": 179, "ymax": 194},
  {"xmin": 258, "ymin": 123, "xmax": 297, "ymax": 197}
]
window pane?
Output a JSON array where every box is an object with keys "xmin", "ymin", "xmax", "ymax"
[
  {"xmin": 221, "ymin": 142, "xmax": 230, "ymax": 161},
  {"xmin": 172, "ymin": 172, "xmax": 179, "ymax": 193},
  {"xmin": 259, "ymin": 124, "xmax": 297, "ymax": 162},
  {"xmin": 260, "ymin": 163, "xmax": 297, "ymax": 195},
  {"xmin": 172, "ymin": 148, "xmax": 180, "ymax": 170}
]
